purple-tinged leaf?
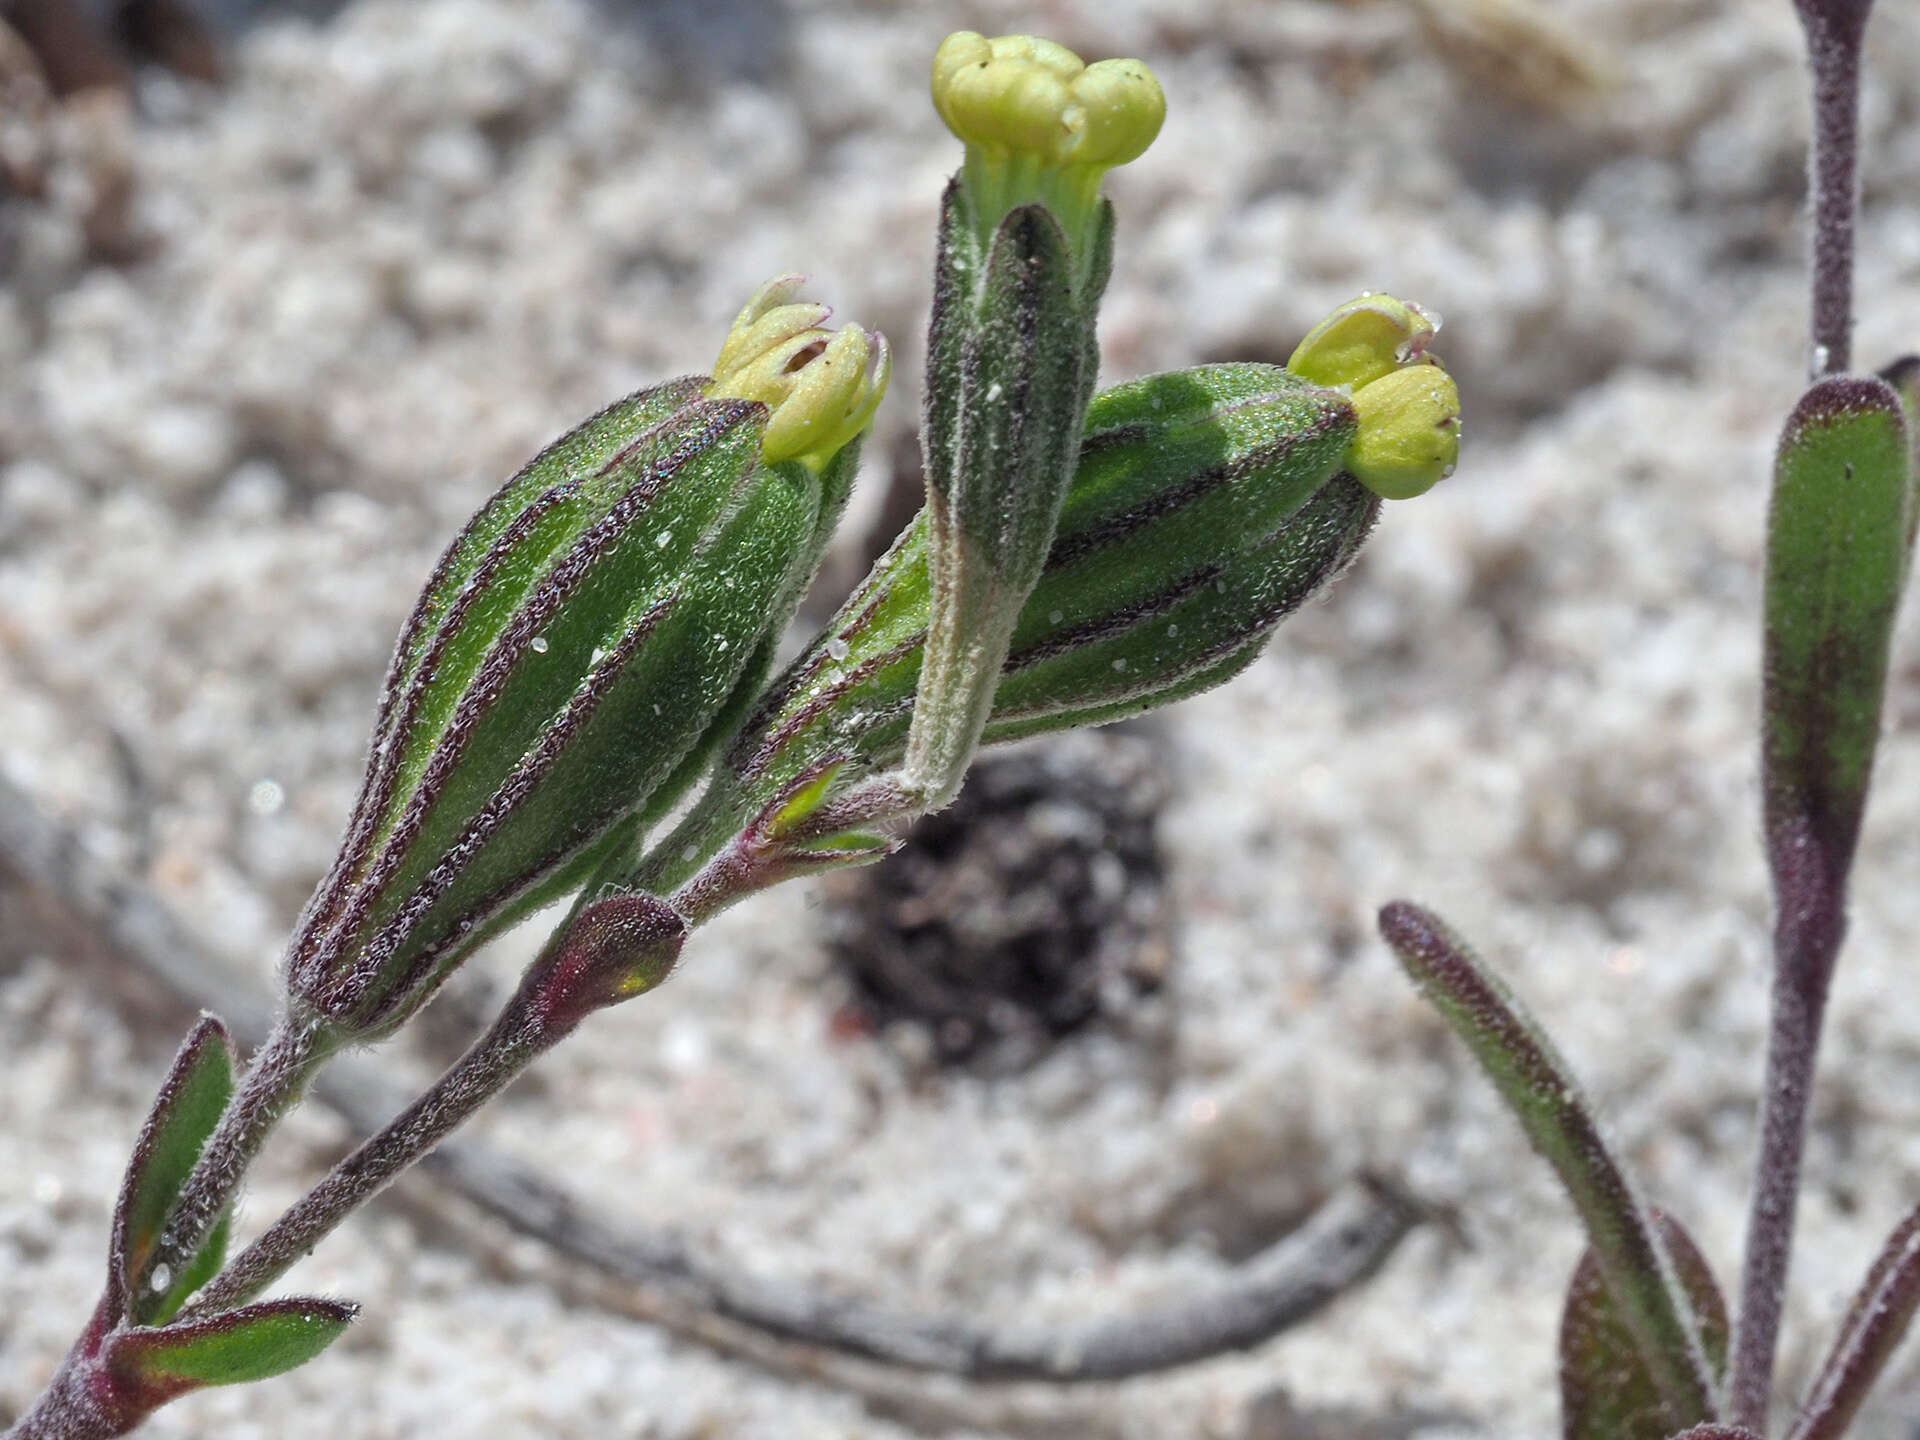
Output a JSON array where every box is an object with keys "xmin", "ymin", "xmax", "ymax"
[
  {"xmin": 108, "ymin": 1016, "xmax": 235, "ymax": 1325},
  {"xmin": 1379, "ymin": 902, "xmax": 1717, "ymax": 1428},
  {"xmin": 1735, "ymin": 374, "xmax": 1914, "ymax": 1432},
  {"xmin": 1562, "ymin": 1212, "xmax": 1728, "ymax": 1440},
  {"xmin": 1785, "ymin": 1205, "xmax": 1920, "ymax": 1440},
  {"xmin": 1763, "ymin": 374, "xmax": 1913, "ymax": 910},
  {"xmin": 103, "ymin": 1298, "xmax": 357, "ymax": 1410}
]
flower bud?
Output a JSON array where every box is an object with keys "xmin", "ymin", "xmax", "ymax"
[
  {"xmin": 1289, "ymin": 293, "xmax": 1460, "ymax": 501},
  {"xmin": 909, "ymin": 33, "xmax": 1161, "ymax": 808},
  {"xmin": 932, "ymin": 31, "xmax": 1164, "ymax": 255},
  {"xmin": 514, "ymin": 892, "xmax": 688, "ymax": 1040},
  {"xmin": 1347, "ymin": 364, "xmax": 1462, "ymax": 500},
  {"xmin": 288, "ymin": 277, "xmax": 886, "ymax": 1035},
  {"xmin": 707, "ymin": 274, "xmax": 890, "ymax": 471},
  {"xmin": 932, "ymin": 32, "xmax": 1165, "ymax": 169},
  {"xmin": 1287, "ymin": 294, "xmax": 1440, "ymax": 391}
]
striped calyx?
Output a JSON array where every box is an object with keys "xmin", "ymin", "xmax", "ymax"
[
  {"xmin": 284, "ymin": 368, "xmax": 849, "ymax": 1037},
  {"xmin": 906, "ymin": 33, "xmax": 1163, "ymax": 807},
  {"xmin": 640, "ymin": 364, "xmax": 1376, "ymax": 880}
]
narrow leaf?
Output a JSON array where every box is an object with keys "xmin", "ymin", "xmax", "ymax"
[
  {"xmin": 111, "ymin": 1016, "xmax": 236, "ymax": 1322},
  {"xmin": 1562, "ymin": 1212, "xmax": 1728, "ymax": 1440},
  {"xmin": 1786, "ymin": 1204, "xmax": 1920, "ymax": 1440},
  {"xmin": 1763, "ymin": 374, "xmax": 1913, "ymax": 899},
  {"xmin": 1666, "ymin": 1429, "xmax": 1762, "ymax": 1440},
  {"xmin": 1379, "ymin": 902, "xmax": 1717, "ymax": 1426},
  {"xmin": 106, "ymin": 1298, "xmax": 357, "ymax": 1405}
]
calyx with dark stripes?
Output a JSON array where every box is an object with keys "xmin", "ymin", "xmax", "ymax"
[
  {"xmin": 285, "ymin": 372, "xmax": 863, "ymax": 1039},
  {"xmin": 630, "ymin": 363, "xmax": 1376, "ymax": 889}
]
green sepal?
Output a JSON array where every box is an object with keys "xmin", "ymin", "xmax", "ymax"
[
  {"xmin": 1762, "ymin": 374, "xmax": 1916, "ymax": 889},
  {"xmin": 725, "ymin": 366, "xmax": 1366, "ymax": 827},
  {"xmin": 292, "ymin": 391, "xmax": 838, "ymax": 1036},
  {"xmin": 111, "ymin": 1016, "xmax": 236, "ymax": 1325},
  {"xmin": 1561, "ymin": 1213, "xmax": 1729, "ymax": 1440},
  {"xmin": 1379, "ymin": 902, "xmax": 1718, "ymax": 1428},
  {"xmin": 365, "ymin": 378, "xmax": 707, "ymax": 762},
  {"xmin": 105, "ymin": 1298, "xmax": 357, "ymax": 1407},
  {"xmin": 909, "ymin": 184, "xmax": 1107, "ymax": 801}
]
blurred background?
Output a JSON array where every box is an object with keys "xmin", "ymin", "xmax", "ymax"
[{"xmin": 5, "ymin": 1, "xmax": 1920, "ymax": 1435}]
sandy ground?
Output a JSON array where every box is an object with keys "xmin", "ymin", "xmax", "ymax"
[{"xmin": 7, "ymin": 0, "xmax": 1920, "ymax": 1435}]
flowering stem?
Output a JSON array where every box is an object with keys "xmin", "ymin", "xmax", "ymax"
[
  {"xmin": 1729, "ymin": 827, "xmax": 1848, "ymax": 1431},
  {"xmin": 181, "ymin": 998, "xmax": 557, "ymax": 1318}
]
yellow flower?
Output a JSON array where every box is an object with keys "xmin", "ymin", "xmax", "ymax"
[
  {"xmin": 1287, "ymin": 294, "xmax": 1441, "ymax": 392},
  {"xmin": 707, "ymin": 275, "xmax": 891, "ymax": 471},
  {"xmin": 931, "ymin": 32, "xmax": 1164, "ymax": 168},
  {"xmin": 930, "ymin": 31, "xmax": 1165, "ymax": 258},
  {"xmin": 1348, "ymin": 365, "xmax": 1462, "ymax": 500},
  {"xmin": 1289, "ymin": 293, "xmax": 1460, "ymax": 499}
]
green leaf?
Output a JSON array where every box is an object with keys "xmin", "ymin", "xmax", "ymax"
[
  {"xmin": 1762, "ymin": 374, "xmax": 1915, "ymax": 887},
  {"xmin": 1379, "ymin": 902, "xmax": 1717, "ymax": 1428},
  {"xmin": 1562, "ymin": 1213, "xmax": 1728, "ymax": 1440},
  {"xmin": 107, "ymin": 1298, "xmax": 357, "ymax": 1404},
  {"xmin": 112, "ymin": 1016, "xmax": 236, "ymax": 1324}
]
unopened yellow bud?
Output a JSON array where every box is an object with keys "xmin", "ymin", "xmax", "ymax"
[
  {"xmin": 932, "ymin": 31, "xmax": 1164, "ymax": 169},
  {"xmin": 1288, "ymin": 294, "xmax": 1441, "ymax": 392},
  {"xmin": 1348, "ymin": 365, "xmax": 1462, "ymax": 500},
  {"xmin": 707, "ymin": 275, "xmax": 891, "ymax": 470},
  {"xmin": 931, "ymin": 31, "xmax": 1163, "ymax": 266}
]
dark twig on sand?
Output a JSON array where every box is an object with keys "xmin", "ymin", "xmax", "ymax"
[{"xmin": 0, "ymin": 770, "xmax": 1416, "ymax": 1387}]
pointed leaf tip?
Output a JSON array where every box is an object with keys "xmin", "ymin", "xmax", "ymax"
[{"xmin": 105, "ymin": 1298, "xmax": 357, "ymax": 1413}]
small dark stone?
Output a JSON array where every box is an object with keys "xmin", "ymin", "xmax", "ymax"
[{"xmin": 821, "ymin": 726, "xmax": 1173, "ymax": 1071}]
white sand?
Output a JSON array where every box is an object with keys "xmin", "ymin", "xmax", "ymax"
[{"xmin": 7, "ymin": 1, "xmax": 1920, "ymax": 1435}]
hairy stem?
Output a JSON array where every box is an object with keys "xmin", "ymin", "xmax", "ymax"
[
  {"xmin": 1795, "ymin": 0, "xmax": 1874, "ymax": 375},
  {"xmin": 130, "ymin": 1016, "xmax": 328, "ymax": 1305},
  {"xmin": 3, "ymin": 1302, "xmax": 125, "ymax": 1440},
  {"xmin": 1730, "ymin": 833, "xmax": 1847, "ymax": 1431},
  {"xmin": 180, "ymin": 1001, "xmax": 554, "ymax": 1319}
]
